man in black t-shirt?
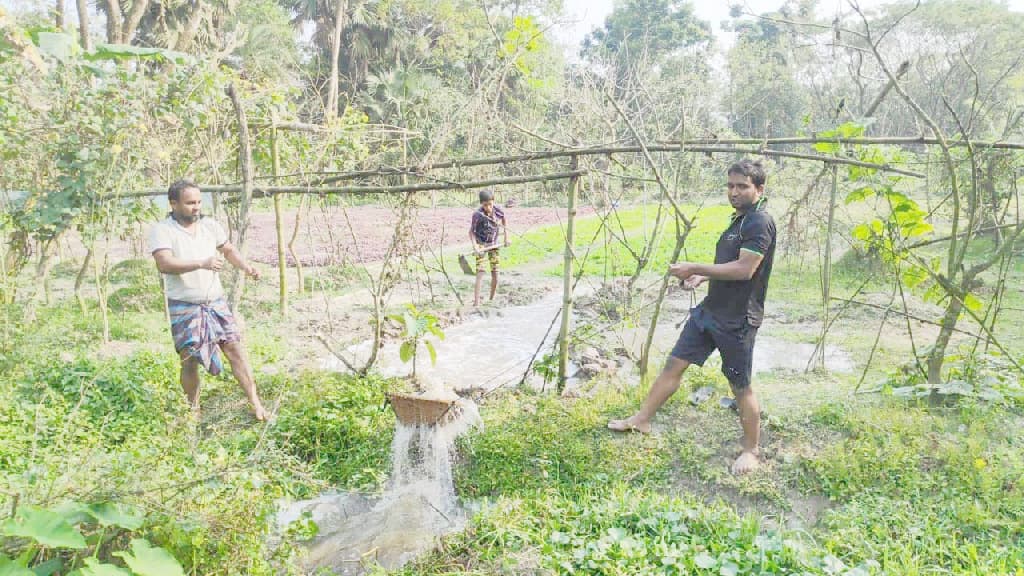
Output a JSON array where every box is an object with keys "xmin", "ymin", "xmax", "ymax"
[{"xmin": 609, "ymin": 159, "xmax": 776, "ymax": 475}]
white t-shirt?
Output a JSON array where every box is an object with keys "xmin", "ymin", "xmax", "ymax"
[{"xmin": 147, "ymin": 216, "xmax": 229, "ymax": 303}]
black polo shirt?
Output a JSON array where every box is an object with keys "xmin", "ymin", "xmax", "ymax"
[{"xmin": 702, "ymin": 199, "xmax": 776, "ymax": 328}]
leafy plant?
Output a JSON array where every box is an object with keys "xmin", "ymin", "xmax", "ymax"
[
  {"xmin": 0, "ymin": 501, "xmax": 184, "ymax": 576},
  {"xmin": 387, "ymin": 304, "xmax": 445, "ymax": 379},
  {"xmin": 885, "ymin": 347, "xmax": 1024, "ymax": 405}
]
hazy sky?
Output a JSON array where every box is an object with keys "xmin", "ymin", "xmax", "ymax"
[{"xmin": 555, "ymin": 0, "xmax": 1024, "ymax": 51}]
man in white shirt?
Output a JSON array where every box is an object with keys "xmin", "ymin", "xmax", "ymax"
[{"xmin": 148, "ymin": 179, "xmax": 268, "ymax": 421}]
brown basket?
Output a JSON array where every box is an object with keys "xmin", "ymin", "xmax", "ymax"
[{"xmin": 388, "ymin": 393, "xmax": 457, "ymax": 426}]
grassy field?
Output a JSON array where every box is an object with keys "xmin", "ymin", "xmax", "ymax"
[{"xmin": 1, "ymin": 201, "xmax": 1022, "ymax": 575}]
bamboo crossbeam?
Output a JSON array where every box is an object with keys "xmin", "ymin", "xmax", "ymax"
[
  {"xmin": 111, "ymin": 170, "xmax": 588, "ymax": 199},
  {"xmin": 661, "ymin": 136, "xmax": 1024, "ymax": 150},
  {"xmin": 111, "ymin": 136, "xmax": 963, "ymax": 200},
  {"xmin": 313, "ymin": 142, "xmax": 927, "ymax": 184}
]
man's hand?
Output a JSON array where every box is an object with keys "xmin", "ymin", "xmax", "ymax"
[
  {"xmin": 682, "ymin": 274, "xmax": 707, "ymax": 291},
  {"xmin": 668, "ymin": 262, "xmax": 697, "ymax": 280},
  {"xmin": 201, "ymin": 255, "xmax": 224, "ymax": 271},
  {"xmin": 245, "ymin": 265, "xmax": 261, "ymax": 280}
]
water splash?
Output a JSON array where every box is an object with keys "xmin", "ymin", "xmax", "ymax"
[{"xmin": 275, "ymin": 399, "xmax": 481, "ymax": 575}]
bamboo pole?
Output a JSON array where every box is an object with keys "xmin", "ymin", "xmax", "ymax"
[
  {"xmin": 225, "ymin": 83, "xmax": 255, "ymax": 311},
  {"xmin": 271, "ymin": 124, "xmax": 287, "ymax": 316},
  {"xmin": 115, "ymin": 170, "xmax": 587, "ymax": 198},
  {"xmin": 557, "ymin": 155, "xmax": 580, "ymax": 393},
  {"xmin": 810, "ymin": 165, "xmax": 839, "ymax": 372},
  {"xmin": 116, "ymin": 145, "xmax": 928, "ymax": 200},
  {"xmin": 288, "ymin": 196, "xmax": 305, "ymax": 294}
]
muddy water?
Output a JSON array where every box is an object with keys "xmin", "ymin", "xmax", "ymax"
[
  {"xmin": 275, "ymin": 402, "xmax": 481, "ymax": 574},
  {"xmin": 325, "ymin": 290, "xmax": 573, "ymax": 393}
]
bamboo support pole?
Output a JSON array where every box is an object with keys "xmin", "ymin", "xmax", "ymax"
[
  {"xmin": 271, "ymin": 124, "xmax": 287, "ymax": 316},
  {"xmin": 114, "ymin": 140, "xmax": 942, "ymax": 200},
  {"xmin": 557, "ymin": 155, "xmax": 580, "ymax": 392},
  {"xmin": 811, "ymin": 165, "xmax": 839, "ymax": 372}
]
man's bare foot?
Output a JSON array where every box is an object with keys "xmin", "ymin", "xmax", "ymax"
[
  {"xmin": 731, "ymin": 450, "xmax": 760, "ymax": 475},
  {"xmin": 253, "ymin": 405, "xmax": 269, "ymax": 422},
  {"xmin": 607, "ymin": 417, "xmax": 652, "ymax": 434}
]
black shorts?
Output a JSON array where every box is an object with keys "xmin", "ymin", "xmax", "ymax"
[{"xmin": 670, "ymin": 305, "xmax": 758, "ymax": 389}]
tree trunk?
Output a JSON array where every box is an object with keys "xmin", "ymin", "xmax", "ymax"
[
  {"xmin": 926, "ymin": 296, "xmax": 964, "ymax": 384},
  {"xmin": 121, "ymin": 0, "xmax": 150, "ymax": 44},
  {"xmin": 75, "ymin": 247, "xmax": 93, "ymax": 314},
  {"xmin": 93, "ymin": 242, "xmax": 110, "ymax": 343},
  {"xmin": 76, "ymin": 0, "xmax": 91, "ymax": 51},
  {"xmin": 56, "ymin": 0, "xmax": 65, "ymax": 28},
  {"xmin": 173, "ymin": 2, "xmax": 205, "ymax": 52},
  {"xmin": 326, "ymin": 0, "xmax": 347, "ymax": 121},
  {"xmin": 104, "ymin": 0, "xmax": 122, "ymax": 43},
  {"xmin": 36, "ymin": 239, "xmax": 56, "ymax": 306}
]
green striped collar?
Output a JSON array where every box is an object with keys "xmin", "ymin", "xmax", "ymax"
[{"xmin": 730, "ymin": 196, "xmax": 768, "ymax": 223}]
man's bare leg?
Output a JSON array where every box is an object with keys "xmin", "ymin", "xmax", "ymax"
[
  {"xmin": 731, "ymin": 385, "xmax": 760, "ymax": 474},
  {"xmin": 220, "ymin": 340, "xmax": 268, "ymax": 421},
  {"xmin": 608, "ymin": 356, "xmax": 691, "ymax": 433},
  {"xmin": 489, "ymin": 270, "xmax": 498, "ymax": 300},
  {"xmin": 180, "ymin": 356, "xmax": 201, "ymax": 412},
  {"xmin": 473, "ymin": 270, "xmax": 485, "ymax": 306}
]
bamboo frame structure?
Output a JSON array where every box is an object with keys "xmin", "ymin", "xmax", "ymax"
[{"xmin": 106, "ymin": 126, "xmax": 1022, "ymax": 388}]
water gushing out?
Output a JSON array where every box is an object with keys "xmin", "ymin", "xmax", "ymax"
[{"xmin": 275, "ymin": 393, "xmax": 480, "ymax": 575}]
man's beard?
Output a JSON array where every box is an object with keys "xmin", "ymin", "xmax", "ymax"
[{"xmin": 174, "ymin": 212, "xmax": 200, "ymax": 224}]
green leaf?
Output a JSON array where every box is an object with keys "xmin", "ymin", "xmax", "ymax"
[
  {"xmin": 901, "ymin": 222, "xmax": 933, "ymax": 238},
  {"xmin": 693, "ymin": 552, "xmax": 716, "ymax": 569},
  {"xmin": 77, "ymin": 559, "xmax": 131, "ymax": 576},
  {"xmin": 852, "ymin": 223, "xmax": 873, "ymax": 242},
  {"xmin": 86, "ymin": 502, "xmax": 144, "ymax": 530},
  {"xmin": 0, "ymin": 556, "xmax": 34, "ymax": 576},
  {"xmin": 964, "ymin": 292, "xmax": 984, "ymax": 313},
  {"xmin": 52, "ymin": 502, "xmax": 92, "ymax": 526},
  {"xmin": 424, "ymin": 340, "xmax": 437, "ymax": 366},
  {"xmin": 901, "ymin": 265, "xmax": 929, "ymax": 289},
  {"xmin": 2, "ymin": 506, "xmax": 87, "ymax": 549},
  {"xmin": 30, "ymin": 558, "xmax": 62, "ymax": 576},
  {"xmin": 112, "ymin": 540, "xmax": 184, "ymax": 576},
  {"xmin": 923, "ymin": 284, "xmax": 947, "ymax": 305},
  {"xmin": 35, "ymin": 32, "xmax": 76, "ymax": 61},
  {"xmin": 845, "ymin": 186, "xmax": 875, "ymax": 204},
  {"xmin": 427, "ymin": 325, "xmax": 445, "ymax": 340},
  {"xmin": 836, "ymin": 121, "xmax": 867, "ymax": 138},
  {"xmin": 399, "ymin": 341, "xmax": 414, "ymax": 363},
  {"xmin": 85, "ymin": 44, "xmax": 192, "ymax": 64},
  {"xmin": 403, "ymin": 312, "xmax": 420, "ymax": 337},
  {"xmin": 386, "ymin": 313, "xmax": 406, "ymax": 326},
  {"xmin": 813, "ymin": 141, "xmax": 839, "ymax": 154}
]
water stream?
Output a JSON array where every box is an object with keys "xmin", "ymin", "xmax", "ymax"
[
  {"xmin": 324, "ymin": 290, "xmax": 570, "ymax": 393},
  {"xmin": 275, "ymin": 402, "xmax": 481, "ymax": 574}
]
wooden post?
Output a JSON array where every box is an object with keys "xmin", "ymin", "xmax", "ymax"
[
  {"xmin": 271, "ymin": 124, "xmax": 287, "ymax": 316},
  {"xmin": 225, "ymin": 83, "xmax": 254, "ymax": 311},
  {"xmin": 813, "ymin": 164, "xmax": 839, "ymax": 371},
  {"xmin": 557, "ymin": 155, "xmax": 580, "ymax": 392}
]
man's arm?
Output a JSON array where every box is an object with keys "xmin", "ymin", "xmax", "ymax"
[
  {"xmin": 152, "ymin": 249, "xmax": 221, "ymax": 274},
  {"xmin": 670, "ymin": 250, "xmax": 763, "ymax": 282},
  {"xmin": 217, "ymin": 241, "xmax": 260, "ymax": 279}
]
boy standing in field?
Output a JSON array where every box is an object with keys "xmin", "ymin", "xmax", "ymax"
[{"xmin": 469, "ymin": 189, "xmax": 509, "ymax": 306}]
